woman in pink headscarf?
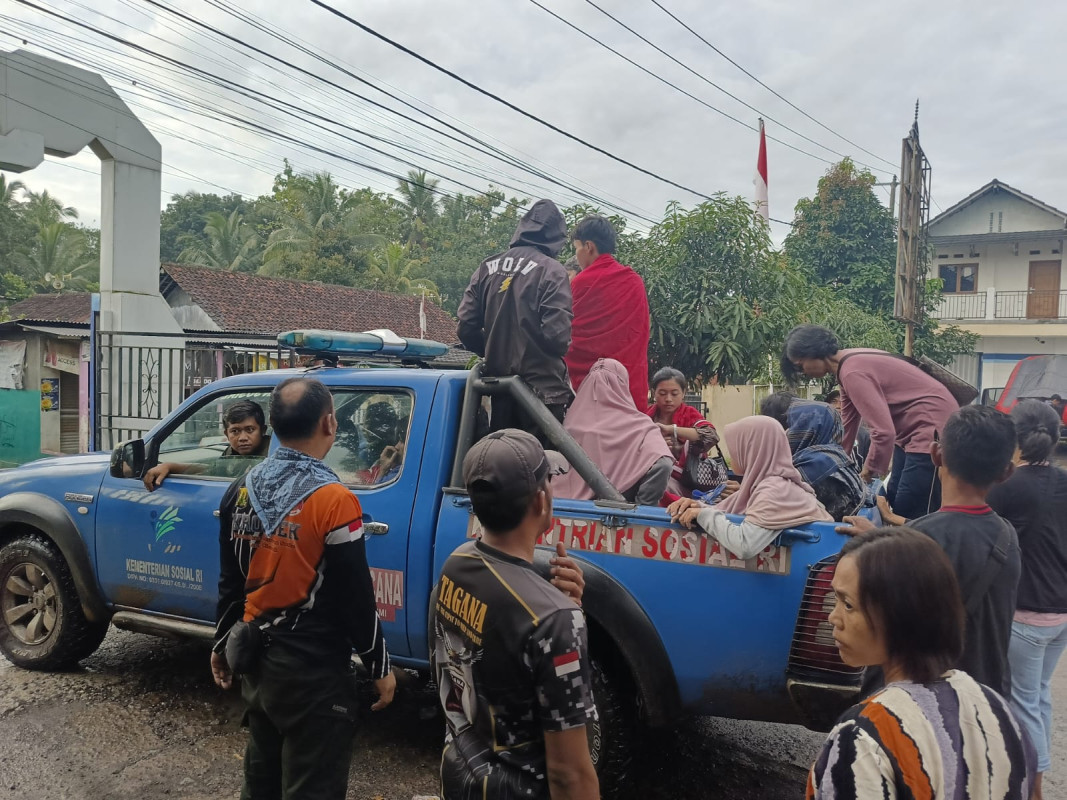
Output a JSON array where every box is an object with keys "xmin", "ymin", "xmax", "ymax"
[
  {"xmin": 554, "ymin": 358, "xmax": 674, "ymax": 506},
  {"xmin": 667, "ymin": 415, "xmax": 832, "ymax": 559}
]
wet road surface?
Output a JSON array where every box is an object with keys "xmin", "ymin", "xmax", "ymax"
[{"xmin": 1, "ymin": 627, "xmax": 1064, "ymax": 799}]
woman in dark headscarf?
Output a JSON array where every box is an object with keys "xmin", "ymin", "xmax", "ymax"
[{"xmin": 760, "ymin": 394, "xmax": 869, "ymax": 521}]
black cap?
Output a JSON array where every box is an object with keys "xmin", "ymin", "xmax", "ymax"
[{"xmin": 463, "ymin": 429, "xmax": 569, "ymax": 498}]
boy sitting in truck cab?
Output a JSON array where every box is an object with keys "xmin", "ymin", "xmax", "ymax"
[{"xmin": 143, "ymin": 400, "xmax": 271, "ymax": 491}]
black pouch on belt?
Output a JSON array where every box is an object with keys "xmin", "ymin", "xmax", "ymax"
[{"xmin": 225, "ymin": 620, "xmax": 266, "ymax": 676}]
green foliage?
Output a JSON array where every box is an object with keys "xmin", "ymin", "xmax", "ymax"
[
  {"xmin": 784, "ymin": 158, "xmax": 975, "ymax": 366},
  {"xmin": 365, "ymin": 242, "xmax": 439, "ymax": 299},
  {"xmin": 177, "ymin": 210, "xmax": 260, "ymax": 271},
  {"xmin": 396, "ymin": 169, "xmax": 440, "ymax": 247},
  {"xmin": 160, "ymin": 190, "xmax": 247, "ymax": 262},
  {"xmin": 13, "ymin": 222, "xmax": 98, "ymax": 291},
  {"xmin": 0, "ymin": 272, "xmax": 32, "ymax": 321},
  {"xmin": 784, "ymin": 158, "xmax": 897, "ymax": 313},
  {"xmin": 21, "ymin": 189, "xmax": 78, "ymax": 229},
  {"xmin": 636, "ymin": 196, "xmax": 790, "ymax": 386}
]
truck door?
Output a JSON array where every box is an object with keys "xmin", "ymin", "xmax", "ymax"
[
  {"xmin": 323, "ymin": 388, "xmax": 425, "ymax": 659},
  {"xmin": 95, "ymin": 388, "xmax": 275, "ymax": 623}
]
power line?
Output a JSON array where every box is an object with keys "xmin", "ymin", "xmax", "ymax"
[
  {"xmin": 528, "ymin": 0, "xmax": 832, "ymax": 167},
  {"xmin": 141, "ymin": 0, "xmax": 656, "ymax": 222},
  {"xmin": 571, "ymin": 0, "xmax": 891, "ymax": 176},
  {"xmin": 6, "ymin": 2, "xmax": 658, "ymax": 227},
  {"xmin": 205, "ymin": 0, "xmax": 644, "ymax": 216},
  {"xmin": 11, "ymin": 0, "xmax": 655, "ymax": 227},
  {"xmin": 305, "ymin": 0, "xmax": 714, "ymax": 201},
  {"xmin": 647, "ymin": 0, "xmax": 898, "ymax": 170}
]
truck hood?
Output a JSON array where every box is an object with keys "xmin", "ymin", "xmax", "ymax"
[{"xmin": 0, "ymin": 452, "xmax": 112, "ymax": 493}]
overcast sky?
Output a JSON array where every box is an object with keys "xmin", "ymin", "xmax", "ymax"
[{"xmin": 2, "ymin": 0, "xmax": 1065, "ymax": 243}]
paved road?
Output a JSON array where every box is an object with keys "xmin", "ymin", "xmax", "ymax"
[{"xmin": 0, "ymin": 627, "xmax": 1063, "ymax": 799}]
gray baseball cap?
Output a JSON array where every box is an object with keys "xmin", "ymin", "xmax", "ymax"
[{"xmin": 463, "ymin": 429, "xmax": 569, "ymax": 498}]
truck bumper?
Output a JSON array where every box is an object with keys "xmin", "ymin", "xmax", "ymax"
[{"xmin": 787, "ymin": 677, "xmax": 862, "ymax": 732}]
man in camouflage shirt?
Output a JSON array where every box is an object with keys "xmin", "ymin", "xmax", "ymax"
[{"xmin": 432, "ymin": 430, "xmax": 598, "ymax": 800}]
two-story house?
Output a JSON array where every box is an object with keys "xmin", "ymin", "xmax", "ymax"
[{"xmin": 929, "ymin": 179, "xmax": 1067, "ymax": 400}]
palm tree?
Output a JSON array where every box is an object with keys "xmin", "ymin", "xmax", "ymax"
[
  {"xmin": 260, "ymin": 173, "xmax": 384, "ymax": 276},
  {"xmin": 396, "ymin": 169, "xmax": 439, "ymax": 246},
  {"xmin": 13, "ymin": 223, "xmax": 97, "ymax": 291},
  {"xmin": 22, "ymin": 189, "xmax": 78, "ymax": 229},
  {"xmin": 177, "ymin": 210, "xmax": 260, "ymax": 271},
  {"xmin": 0, "ymin": 174, "xmax": 25, "ymax": 212},
  {"xmin": 365, "ymin": 242, "xmax": 439, "ymax": 300}
]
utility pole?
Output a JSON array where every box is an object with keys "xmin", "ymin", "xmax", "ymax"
[
  {"xmin": 876, "ymin": 175, "xmax": 899, "ymax": 217},
  {"xmin": 894, "ymin": 102, "xmax": 931, "ymax": 357}
]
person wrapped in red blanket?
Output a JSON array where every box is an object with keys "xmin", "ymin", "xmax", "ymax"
[{"xmin": 566, "ymin": 215, "xmax": 650, "ymax": 410}]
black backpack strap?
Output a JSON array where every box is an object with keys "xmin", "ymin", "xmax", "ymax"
[{"xmin": 964, "ymin": 518, "xmax": 1012, "ymax": 616}]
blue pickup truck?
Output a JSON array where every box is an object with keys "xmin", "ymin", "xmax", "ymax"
[{"xmin": 0, "ymin": 335, "xmax": 861, "ymax": 784}]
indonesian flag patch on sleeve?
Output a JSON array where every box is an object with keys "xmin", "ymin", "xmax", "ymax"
[{"xmin": 553, "ymin": 651, "xmax": 581, "ymax": 677}]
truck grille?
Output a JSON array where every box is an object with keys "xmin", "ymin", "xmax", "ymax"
[{"xmin": 787, "ymin": 556, "xmax": 864, "ymax": 680}]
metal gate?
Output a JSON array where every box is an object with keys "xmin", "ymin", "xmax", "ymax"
[{"xmin": 92, "ymin": 330, "xmax": 295, "ymax": 451}]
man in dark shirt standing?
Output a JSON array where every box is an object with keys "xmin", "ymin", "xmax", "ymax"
[
  {"xmin": 457, "ymin": 200, "xmax": 573, "ymax": 441},
  {"xmin": 433, "ymin": 430, "xmax": 598, "ymax": 800},
  {"xmin": 212, "ymin": 377, "xmax": 395, "ymax": 800},
  {"xmin": 841, "ymin": 405, "xmax": 1021, "ymax": 697}
]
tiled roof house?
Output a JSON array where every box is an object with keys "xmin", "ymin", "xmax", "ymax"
[{"xmin": 7, "ymin": 264, "xmax": 459, "ymax": 344}]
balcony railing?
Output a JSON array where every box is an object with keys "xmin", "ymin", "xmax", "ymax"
[
  {"xmin": 931, "ymin": 293, "xmax": 987, "ymax": 320},
  {"xmin": 995, "ymin": 290, "xmax": 1067, "ymax": 320},
  {"xmin": 933, "ymin": 290, "xmax": 1067, "ymax": 321}
]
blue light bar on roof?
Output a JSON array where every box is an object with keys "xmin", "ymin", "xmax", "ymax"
[{"xmin": 278, "ymin": 329, "xmax": 448, "ymax": 359}]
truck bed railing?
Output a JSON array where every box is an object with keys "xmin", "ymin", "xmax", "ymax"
[{"xmin": 450, "ymin": 363, "xmax": 626, "ymax": 503}]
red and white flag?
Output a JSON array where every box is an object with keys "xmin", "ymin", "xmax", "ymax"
[
  {"xmin": 553, "ymin": 651, "xmax": 581, "ymax": 677},
  {"xmin": 754, "ymin": 118, "xmax": 769, "ymax": 222}
]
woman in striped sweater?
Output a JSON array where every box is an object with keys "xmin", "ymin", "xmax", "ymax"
[{"xmin": 808, "ymin": 527, "xmax": 1035, "ymax": 799}]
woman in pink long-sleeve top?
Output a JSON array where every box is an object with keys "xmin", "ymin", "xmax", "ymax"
[{"xmin": 780, "ymin": 325, "xmax": 956, "ymax": 520}]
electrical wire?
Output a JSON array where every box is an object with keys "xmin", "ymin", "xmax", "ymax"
[
  {"xmin": 528, "ymin": 0, "xmax": 832, "ymax": 168},
  {"xmin": 647, "ymin": 0, "xmax": 898, "ymax": 170},
  {"xmin": 204, "ymin": 0, "xmax": 646, "ymax": 216},
  {"xmin": 571, "ymin": 0, "xmax": 891, "ymax": 175},
  {"xmin": 304, "ymin": 0, "xmax": 714, "ymax": 201},
  {"xmin": 140, "ymin": 0, "xmax": 656, "ymax": 222},
  {"xmin": 6, "ymin": 2, "xmax": 658, "ymax": 226},
  {"xmin": 8, "ymin": 0, "xmax": 656, "ymax": 227}
]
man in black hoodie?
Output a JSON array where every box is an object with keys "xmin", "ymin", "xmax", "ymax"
[{"xmin": 458, "ymin": 200, "xmax": 573, "ymax": 441}]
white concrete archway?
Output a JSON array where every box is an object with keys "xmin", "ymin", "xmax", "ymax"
[{"xmin": 0, "ymin": 48, "xmax": 180, "ymax": 334}]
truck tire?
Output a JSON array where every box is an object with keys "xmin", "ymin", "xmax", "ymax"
[
  {"xmin": 0, "ymin": 534, "xmax": 109, "ymax": 670},
  {"xmin": 588, "ymin": 654, "xmax": 639, "ymax": 797}
]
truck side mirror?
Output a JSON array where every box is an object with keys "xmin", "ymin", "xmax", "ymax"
[{"xmin": 110, "ymin": 439, "xmax": 146, "ymax": 479}]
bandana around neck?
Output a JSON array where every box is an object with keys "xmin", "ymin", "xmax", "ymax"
[{"xmin": 245, "ymin": 446, "xmax": 341, "ymax": 536}]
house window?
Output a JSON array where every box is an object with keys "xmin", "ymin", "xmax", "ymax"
[{"xmin": 939, "ymin": 263, "xmax": 978, "ymax": 293}]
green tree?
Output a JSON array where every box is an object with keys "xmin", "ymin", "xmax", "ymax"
[
  {"xmin": 260, "ymin": 170, "xmax": 384, "ymax": 278},
  {"xmin": 637, "ymin": 196, "xmax": 795, "ymax": 385},
  {"xmin": 21, "ymin": 189, "xmax": 78, "ymax": 229},
  {"xmin": 177, "ymin": 210, "xmax": 260, "ymax": 271},
  {"xmin": 784, "ymin": 158, "xmax": 897, "ymax": 313},
  {"xmin": 13, "ymin": 223, "xmax": 97, "ymax": 291},
  {"xmin": 0, "ymin": 174, "xmax": 25, "ymax": 209},
  {"xmin": 0, "ymin": 272, "xmax": 32, "ymax": 321},
  {"xmin": 159, "ymin": 191, "xmax": 247, "ymax": 262},
  {"xmin": 365, "ymin": 242, "xmax": 439, "ymax": 299},
  {"xmin": 0, "ymin": 174, "xmax": 33, "ymax": 270},
  {"xmin": 784, "ymin": 158, "xmax": 976, "ymax": 366},
  {"xmin": 396, "ymin": 169, "xmax": 439, "ymax": 246}
]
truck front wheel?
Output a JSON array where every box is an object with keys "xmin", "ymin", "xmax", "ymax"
[
  {"xmin": 588, "ymin": 654, "xmax": 639, "ymax": 796},
  {"xmin": 0, "ymin": 534, "xmax": 108, "ymax": 670}
]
